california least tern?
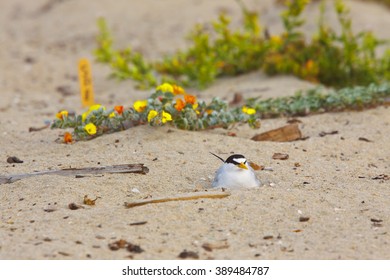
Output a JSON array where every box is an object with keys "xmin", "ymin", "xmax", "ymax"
[{"xmin": 211, "ymin": 153, "xmax": 261, "ymax": 188}]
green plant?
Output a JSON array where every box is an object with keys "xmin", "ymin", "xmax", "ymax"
[
  {"xmin": 94, "ymin": 18, "xmax": 157, "ymax": 89},
  {"xmin": 264, "ymin": 0, "xmax": 389, "ymax": 87},
  {"xmin": 95, "ymin": 9, "xmax": 266, "ymax": 89},
  {"xmin": 156, "ymin": 5, "xmax": 267, "ymax": 89},
  {"xmin": 51, "ymin": 82, "xmax": 390, "ymax": 141},
  {"xmin": 51, "ymin": 83, "xmax": 260, "ymax": 141},
  {"xmin": 94, "ymin": 0, "xmax": 389, "ymax": 90},
  {"xmin": 246, "ymin": 82, "xmax": 390, "ymax": 118}
]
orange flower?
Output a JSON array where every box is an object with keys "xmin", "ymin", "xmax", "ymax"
[
  {"xmin": 184, "ymin": 94, "xmax": 196, "ymax": 105},
  {"xmin": 64, "ymin": 132, "xmax": 73, "ymax": 144},
  {"xmin": 173, "ymin": 85, "xmax": 185, "ymax": 95},
  {"xmin": 215, "ymin": 61, "xmax": 225, "ymax": 69},
  {"xmin": 114, "ymin": 105, "xmax": 124, "ymax": 115},
  {"xmin": 305, "ymin": 60, "xmax": 314, "ymax": 71},
  {"xmin": 56, "ymin": 110, "xmax": 68, "ymax": 120},
  {"xmin": 174, "ymin": 98, "xmax": 185, "ymax": 111}
]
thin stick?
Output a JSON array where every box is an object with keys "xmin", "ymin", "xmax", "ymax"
[
  {"xmin": 125, "ymin": 191, "xmax": 230, "ymax": 208},
  {"xmin": 0, "ymin": 164, "xmax": 149, "ymax": 185}
]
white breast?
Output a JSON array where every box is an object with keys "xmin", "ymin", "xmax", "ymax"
[{"xmin": 212, "ymin": 163, "xmax": 261, "ymax": 188}]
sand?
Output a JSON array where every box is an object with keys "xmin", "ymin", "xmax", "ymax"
[{"xmin": 0, "ymin": 0, "xmax": 389, "ymax": 260}]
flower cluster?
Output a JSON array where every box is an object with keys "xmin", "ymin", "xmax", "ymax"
[{"xmin": 51, "ymin": 83, "xmax": 260, "ymax": 142}]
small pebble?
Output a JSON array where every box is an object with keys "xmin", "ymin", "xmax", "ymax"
[{"xmin": 7, "ymin": 156, "xmax": 23, "ymax": 164}]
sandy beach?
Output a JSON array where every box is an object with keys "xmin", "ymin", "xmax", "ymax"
[{"xmin": 0, "ymin": 0, "xmax": 389, "ymax": 259}]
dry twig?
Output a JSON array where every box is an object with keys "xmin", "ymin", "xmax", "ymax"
[
  {"xmin": 0, "ymin": 164, "xmax": 148, "ymax": 184},
  {"xmin": 125, "ymin": 191, "xmax": 230, "ymax": 208}
]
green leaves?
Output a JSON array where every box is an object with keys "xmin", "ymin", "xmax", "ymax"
[
  {"xmin": 93, "ymin": 1, "xmax": 389, "ymax": 90},
  {"xmin": 94, "ymin": 18, "xmax": 114, "ymax": 63},
  {"xmin": 51, "ymin": 82, "xmax": 390, "ymax": 141},
  {"xmin": 94, "ymin": 9, "xmax": 265, "ymax": 89},
  {"xmin": 280, "ymin": 0, "xmax": 308, "ymax": 38},
  {"xmin": 51, "ymin": 84, "xmax": 261, "ymax": 141},
  {"xmin": 94, "ymin": 18, "xmax": 157, "ymax": 89},
  {"xmin": 248, "ymin": 83, "xmax": 390, "ymax": 118}
]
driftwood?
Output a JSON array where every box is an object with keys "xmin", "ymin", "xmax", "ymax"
[
  {"xmin": 0, "ymin": 164, "xmax": 149, "ymax": 185},
  {"xmin": 251, "ymin": 123, "xmax": 302, "ymax": 142},
  {"xmin": 125, "ymin": 191, "xmax": 230, "ymax": 208}
]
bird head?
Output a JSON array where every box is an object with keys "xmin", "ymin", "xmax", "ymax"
[
  {"xmin": 210, "ymin": 152, "xmax": 248, "ymax": 170},
  {"xmin": 225, "ymin": 154, "xmax": 248, "ymax": 170}
]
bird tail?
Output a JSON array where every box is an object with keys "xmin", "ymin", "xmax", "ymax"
[{"xmin": 209, "ymin": 152, "xmax": 225, "ymax": 162}]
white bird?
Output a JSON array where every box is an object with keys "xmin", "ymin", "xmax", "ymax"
[{"xmin": 211, "ymin": 153, "xmax": 261, "ymax": 188}]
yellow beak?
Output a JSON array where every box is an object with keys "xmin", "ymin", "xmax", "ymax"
[{"xmin": 238, "ymin": 162, "xmax": 248, "ymax": 170}]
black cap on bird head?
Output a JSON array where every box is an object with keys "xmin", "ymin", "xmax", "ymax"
[
  {"xmin": 225, "ymin": 154, "xmax": 246, "ymax": 165},
  {"xmin": 210, "ymin": 153, "xmax": 248, "ymax": 169}
]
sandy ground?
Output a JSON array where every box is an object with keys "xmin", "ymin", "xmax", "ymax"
[{"xmin": 0, "ymin": 0, "xmax": 389, "ymax": 260}]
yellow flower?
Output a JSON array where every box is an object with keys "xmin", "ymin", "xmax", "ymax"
[
  {"xmin": 156, "ymin": 83, "xmax": 173, "ymax": 93},
  {"xmin": 162, "ymin": 111, "xmax": 172, "ymax": 123},
  {"xmin": 133, "ymin": 100, "xmax": 148, "ymax": 113},
  {"xmin": 82, "ymin": 104, "xmax": 105, "ymax": 122},
  {"xmin": 84, "ymin": 123, "xmax": 97, "ymax": 135},
  {"xmin": 270, "ymin": 35, "xmax": 282, "ymax": 45},
  {"xmin": 172, "ymin": 58, "xmax": 179, "ymax": 67},
  {"xmin": 89, "ymin": 104, "xmax": 105, "ymax": 112},
  {"xmin": 56, "ymin": 110, "xmax": 68, "ymax": 120},
  {"xmin": 109, "ymin": 112, "xmax": 116, "ymax": 118},
  {"xmin": 242, "ymin": 106, "xmax": 256, "ymax": 115},
  {"xmin": 81, "ymin": 111, "xmax": 89, "ymax": 122},
  {"xmin": 147, "ymin": 110, "xmax": 158, "ymax": 123}
]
